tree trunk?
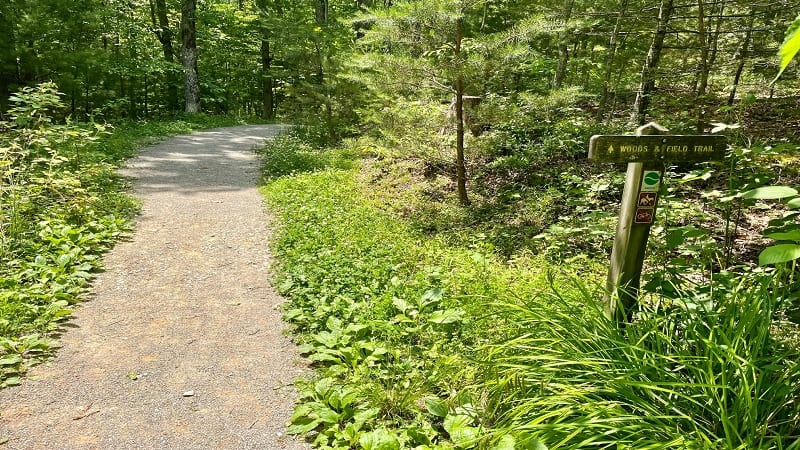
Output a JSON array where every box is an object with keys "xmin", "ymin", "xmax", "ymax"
[
  {"xmin": 598, "ymin": 0, "xmax": 628, "ymax": 120},
  {"xmin": 314, "ymin": 0, "xmax": 333, "ymax": 141},
  {"xmin": 455, "ymin": 17, "xmax": 469, "ymax": 206},
  {"xmin": 0, "ymin": 3, "xmax": 15, "ymax": 114},
  {"xmin": 261, "ymin": 39, "xmax": 274, "ymax": 119},
  {"xmin": 727, "ymin": 9, "xmax": 755, "ymax": 106},
  {"xmin": 694, "ymin": 0, "xmax": 709, "ymax": 132},
  {"xmin": 150, "ymin": 0, "xmax": 179, "ymax": 111},
  {"xmin": 181, "ymin": 0, "xmax": 200, "ymax": 114},
  {"xmin": 631, "ymin": 0, "xmax": 674, "ymax": 125},
  {"xmin": 552, "ymin": 0, "xmax": 575, "ymax": 90},
  {"xmin": 315, "ymin": 0, "xmax": 328, "ymax": 24}
]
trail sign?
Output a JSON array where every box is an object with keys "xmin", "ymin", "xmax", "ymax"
[
  {"xmin": 590, "ymin": 122, "xmax": 727, "ymax": 323},
  {"xmin": 589, "ymin": 134, "xmax": 726, "ymax": 163}
]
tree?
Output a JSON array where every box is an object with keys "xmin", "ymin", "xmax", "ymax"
[
  {"xmin": 149, "ymin": 0, "xmax": 179, "ymax": 111},
  {"xmin": 181, "ymin": 0, "xmax": 200, "ymax": 113},
  {"xmin": 631, "ymin": 0, "xmax": 674, "ymax": 125}
]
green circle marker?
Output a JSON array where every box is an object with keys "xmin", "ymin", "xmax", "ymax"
[{"xmin": 643, "ymin": 172, "xmax": 660, "ymax": 186}]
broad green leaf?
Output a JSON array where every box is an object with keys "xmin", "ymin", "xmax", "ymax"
[
  {"xmin": 286, "ymin": 418, "xmax": 321, "ymax": 435},
  {"xmin": 392, "ymin": 296, "xmax": 412, "ymax": 313},
  {"xmin": 741, "ymin": 186, "xmax": 798, "ymax": 200},
  {"xmin": 775, "ymin": 15, "xmax": 800, "ymax": 82},
  {"xmin": 313, "ymin": 405, "xmax": 341, "ymax": 424},
  {"xmin": 789, "ymin": 198, "xmax": 800, "ymax": 209},
  {"xmin": 430, "ymin": 308, "xmax": 466, "ymax": 324},
  {"xmin": 359, "ymin": 428, "xmax": 401, "ymax": 450},
  {"xmin": 0, "ymin": 355, "xmax": 23, "ymax": 366},
  {"xmin": 425, "ymin": 397, "xmax": 449, "ymax": 417},
  {"xmin": 443, "ymin": 414, "xmax": 479, "ymax": 447},
  {"xmin": 759, "ymin": 244, "xmax": 800, "ymax": 265},
  {"xmin": 2, "ymin": 377, "xmax": 21, "ymax": 387},
  {"xmin": 352, "ymin": 407, "xmax": 380, "ymax": 427},
  {"xmin": 419, "ymin": 288, "xmax": 443, "ymax": 308},
  {"xmin": 765, "ymin": 230, "xmax": 800, "ymax": 241}
]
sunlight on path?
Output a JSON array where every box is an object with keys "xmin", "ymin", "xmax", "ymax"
[{"xmin": 0, "ymin": 125, "xmax": 307, "ymax": 449}]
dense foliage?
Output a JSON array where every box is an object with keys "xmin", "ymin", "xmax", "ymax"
[
  {"xmin": 260, "ymin": 136, "xmax": 800, "ymax": 448},
  {"xmin": 3, "ymin": 0, "xmax": 800, "ymax": 448}
]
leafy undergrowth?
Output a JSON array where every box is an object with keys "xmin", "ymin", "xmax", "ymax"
[
  {"xmin": 0, "ymin": 83, "xmax": 244, "ymax": 388},
  {"xmin": 260, "ymin": 136, "xmax": 601, "ymax": 449},
  {"xmin": 261, "ymin": 133, "xmax": 800, "ymax": 449}
]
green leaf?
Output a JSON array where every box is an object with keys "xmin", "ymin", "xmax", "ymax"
[
  {"xmin": 425, "ymin": 397, "xmax": 449, "ymax": 417},
  {"xmin": 358, "ymin": 428, "xmax": 401, "ymax": 450},
  {"xmin": 741, "ymin": 186, "xmax": 798, "ymax": 200},
  {"xmin": 443, "ymin": 414, "xmax": 479, "ymax": 447},
  {"xmin": 788, "ymin": 198, "xmax": 800, "ymax": 209},
  {"xmin": 775, "ymin": 15, "xmax": 800, "ymax": 82},
  {"xmin": 0, "ymin": 355, "xmax": 23, "ymax": 366},
  {"xmin": 314, "ymin": 405, "xmax": 341, "ymax": 425},
  {"xmin": 430, "ymin": 308, "xmax": 466, "ymax": 324},
  {"xmin": 765, "ymin": 230, "xmax": 800, "ymax": 241},
  {"xmin": 419, "ymin": 288, "xmax": 443, "ymax": 309},
  {"xmin": 2, "ymin": 377, "xmax": 21, "ymax": 387},
  {"xmin": 759, "ymin": 244, "xmax": 800, "ymax": 265}
]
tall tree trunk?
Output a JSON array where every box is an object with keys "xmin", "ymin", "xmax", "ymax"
[
  {"xmin": 598, "ymin": 0, "xmax": 628, "ymax": 120},
  {"xmin": 455, "ymin": 16, "xmax": 469, "ymax": 206},
  {"xmin": 706, "ymin": 0, "xmax": 726, "ymax": 69},
  {"xmin": 694, "ymin": 0, "xmax": 710, "ymax": 132},
  {"xmin": 727, "ymin": 9, "xmax": 755, "ymax": 106},
  {"xmin": 314, "ymin": 0, "xmax": 333, "ymax": 141},
  {"xmin": 0, "ymin": 3, "xmax": 15, "ymax": 114},
  {"xmin": 149, "ymin": 0, "xmax": 178, "ymax": 111},
  {"xmin": 261, "ymin": 39, "xmax": 274, "ymax": 119},
  {"xmin": 315, "ymin": 0, "xmax": 328, "ymax": 24},
  {"xmin": 631, "ymin": 0, "xmax": 674, "ymax": 125},
  {"xmin": 552, "ymin": 0, "xmax": 575, "ymax": 90},
  {"xmin": 181, "ymin": 0, "xmax": 200, "ymax": 114}
]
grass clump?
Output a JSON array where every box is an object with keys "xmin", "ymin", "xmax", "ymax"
[{"xmin": 482, "ymin": 271, "xmax": 800, "ymax": 449}]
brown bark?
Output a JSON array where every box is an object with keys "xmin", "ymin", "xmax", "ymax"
[
  {"xmin": 149, "ymin": 0, "xmax": 178, "ymax": 111},
  {"xmin": 631, "ymin": 0, "xmax": 674, "ymax": 125},
  {"xmin": 181, "ymin": 0, "xmax": 200, "ymax": 114}
]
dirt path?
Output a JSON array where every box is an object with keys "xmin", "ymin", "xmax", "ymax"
[{"xmin": 0, "ymin": 125, "xmax": 307, "ymax": 449}]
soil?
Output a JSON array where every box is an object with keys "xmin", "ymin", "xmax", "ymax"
[{"xmin": 0, "ymin": 125, "xmax": 308, "ymax": 450}]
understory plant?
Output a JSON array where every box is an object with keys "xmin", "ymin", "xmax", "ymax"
[
  {"xmin": 482, "ymin": 271, "xmax": 800, "ymax": 449},
  {"xmin": 259, "ymin": 135, "xmax": 585, "ymax": 449}
]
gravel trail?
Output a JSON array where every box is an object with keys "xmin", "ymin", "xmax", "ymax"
[{"xmin": 0, "ymin": 125, "xmax": 307, "ymax": 449}]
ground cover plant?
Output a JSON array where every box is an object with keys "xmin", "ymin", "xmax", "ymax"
[
  {"xmin": 260, "ymin": 135, "xmax": 598, "ymax": 449},
  {"xmin": 261, "ymin": 122, "xmax": 800, "ymax": 449},
  {"xmin": 0, "ymin": 83, "xmax": 242, "ymax": 388}
]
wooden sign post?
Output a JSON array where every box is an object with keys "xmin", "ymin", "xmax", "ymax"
[{"xmin": 588, "ymin": 122, "xmax": 726, "ymax": 322}]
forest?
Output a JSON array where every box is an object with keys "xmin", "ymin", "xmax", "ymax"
[{"xmin": 2, "ymin": 0, "xmax": 800, "ymax": 448}]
